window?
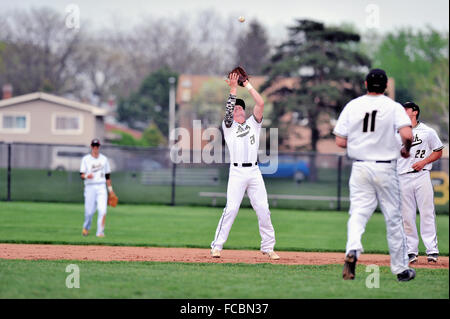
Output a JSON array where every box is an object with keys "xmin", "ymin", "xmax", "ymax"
[
  {"xmin": 0, "ymin": 113, "xmax": 30, "ymax": 133},
  {"xmin": 52, "ymin": 114, "xmax": 83, "ymax": 134},
  {"xmin": 56, "ymin": 116, "xmax": 79, "ymax": 130},
  {"xmin": 3, "ymin": 115, "xmax": 26, "ymax": 129}
]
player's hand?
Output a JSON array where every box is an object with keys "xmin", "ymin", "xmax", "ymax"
[
  {"xmin": 87, "ymin": 173, "xmax": 94, "ymax": 179},
  {"xmin": 225, "ymin": 72, "xmax": 239, "ymax": 89},
  {"xmin": 412, "ymin": 160, "xmax": 426, "ymax": 171},
  {"xmin": 400, "ymin": 147, "xmax": 410, "ymax": 158}
]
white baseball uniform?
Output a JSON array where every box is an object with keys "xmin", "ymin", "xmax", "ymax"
[
  {"xmin": 333, "ymin": 94, "xmax": 412, "ymax": 275},
  {"xmin": 211, "ymin": 94, "xmax": 276, "ymax": 253},
  {"xmin": 396, "ymin": 122, "xmax": 444, "ymax": 255},
  {"xmin": 80, "ymin": 153, "xmax": 111, "ymax": 236}
]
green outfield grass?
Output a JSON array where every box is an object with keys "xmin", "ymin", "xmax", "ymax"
[
  {"xmin": 2, "ymin": 168, "xmax": 448, "ymax": 212},
  {"xmin": 0, "ymin": 259, "xmax": 447, "ymax": 299},
  {"xmin": 0, "ymin": 202, "xmax": 448, "ymax": 254}
]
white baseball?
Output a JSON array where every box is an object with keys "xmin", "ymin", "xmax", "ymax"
[{"xmin": 238, "ymin": 16, "xmax": 245, "ymax": 23}]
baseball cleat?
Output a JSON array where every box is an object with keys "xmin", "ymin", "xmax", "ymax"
[
  {"xmin": 427, "ymin": 254, "xmax": 438, "ymax": 263},
  {"xmin": 82, "ymin": 228, "xmax": 89, "ymax": 236},
  {"xmin": 342, "ymin": 250, "xmax": 357, "ymax": 280},
  {"xmin": 211, "ymin": 248, "xmax": 221, "ymax": 258},
  {"xmin": 397, "ymin": 269, "xmax": 416, "ymax": 282},
  {"xmin": 263, "ymin": 251, "xmax": 280, "ymax": 260},
  {"xmin": 408, "ymin": 254, "xmax": 418, "ymax": 264},
  {"xmin": 96, "ymin": 233, "xmax": 105, "ymax": 238}
]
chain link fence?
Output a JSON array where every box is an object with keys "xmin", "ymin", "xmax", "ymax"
[{"xmin": 0, "ymin": 142, "xmax": 448, "ymax": 213}]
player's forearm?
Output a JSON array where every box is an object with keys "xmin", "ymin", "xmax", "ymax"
[
  {"xmin": 335, "ymin": 136, "xmax": 347, "ymax": 148},
  {"xmin": 246, "ymin": 83, "xmax": 264, "ymax": 108},
  {"xmin": 399, "ymin": 126, "xmax": 413, "ymax": 152},
  {"xmin": 246, "ymin": 82, "xmax": 264, "ymax": 121},
  {"xmin": 224, "ymin": 94, "xmax": 236, "ymax": 128},
  {"xmin": 106, "ymin": 178, "xmax": 114, "ymax": 192},
  {"xmin": 423, "ymin": 150, "xmax": 443, "ymax": 165}
]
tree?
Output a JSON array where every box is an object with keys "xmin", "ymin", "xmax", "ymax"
[
  {"xmin": 261, "ymin": 19, "xmax": 371, "ymax": 180},
  {"xmin": 0, "ymin": 7, "xmax": 85, "ymax": 96},
  {"xmin": 142, "ymin": 123, "xmax": 166, "ymax": 147},
  {"xmin": 373, "ymin": 27, "xmax": 449, "ymax": 140},
  {"xmin": 262, "ymin": 19, "xmax": 371, "ymax": 150},
  {"xmin": 234, "ymin": 19, "xmax": 271, "ymax": 75},
  {"xmin": 415, "ymin": 57, "xmax": 449, "ymax": 140},
  {"xmin": 116, "ymin": 67, "xmax": 178, "ymax": 138},
  {"xmin": 373, "ymin": 27, "xmax": 448, "ymax": 103},
  {"xmin": 110, "ymin": 130, "xmax": 147, "ymax": 147}
]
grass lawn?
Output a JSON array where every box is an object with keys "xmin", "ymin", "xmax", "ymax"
[
  {"xmin": 2, "ymin": 168, "xmax": 448, "ymax": 212},
  {"xmin": 0, "ymin": 259, "xmax": 447, "ymax": 299},
  {"xmin": 0, "ymin": 201, "xmax": 448, "ymax": 255}
]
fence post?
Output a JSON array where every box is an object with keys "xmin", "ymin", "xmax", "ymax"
[
  {"xmin": 7, "ymin": 143, "xmax": 11, "ymax": 201},
  {"xmin": 171, "ymin": 162, "xmax": 176, "ymax": 206},
  {"xmin": 337, "ymin": 155, "xmax": 342, "ymax": 211}
]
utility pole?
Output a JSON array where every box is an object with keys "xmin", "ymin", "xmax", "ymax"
[
  {"xmin": 168, "ymin": 77, "xmax": 176, "ymax": 149},
  {"xmin": 168, "ymin": 77, "xmax": 176, "ymax": 206}
]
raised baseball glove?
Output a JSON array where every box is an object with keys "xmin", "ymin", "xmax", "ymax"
[
  {"xmin": 108, "ymin": 191, "xmax": 118, "ymax": 207},
  {"xmin": 228, "ymin": 66, "xmax": 249, "ymax": 87}
]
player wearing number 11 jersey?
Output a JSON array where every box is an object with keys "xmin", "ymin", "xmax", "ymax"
[{"xmin": 333, "ymin": 68, "xmax": 416, "ymax": 282}]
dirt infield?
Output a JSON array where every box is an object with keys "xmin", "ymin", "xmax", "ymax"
[{"xmin": 0, "ymin": 244, "xmax": 447, "ymax": 269}]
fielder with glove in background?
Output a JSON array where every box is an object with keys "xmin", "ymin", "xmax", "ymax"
[{"xmin": 80, "ymin": 138, "xmax": 117, "ymax": 238}]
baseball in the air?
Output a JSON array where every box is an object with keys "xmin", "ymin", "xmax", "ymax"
[{"xmin": 238, "ymin": 16, "xmax": 245, "ymax": 23}]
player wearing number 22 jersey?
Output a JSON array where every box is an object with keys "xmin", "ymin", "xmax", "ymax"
[{"xmin": 396, "ymin": 102, "xmax": 444, "ymax": 264}]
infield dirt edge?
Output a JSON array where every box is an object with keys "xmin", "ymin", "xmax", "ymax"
[{"xmin": 0, "ymin": 243, "xmax": 447, "ymax": 269}]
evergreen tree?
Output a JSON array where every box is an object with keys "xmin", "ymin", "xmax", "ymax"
[
  {"xmin": 261, "ymin": 19, "xmax": 371, "ymax": 180},
  {"xmin": 234, "ymin": 19, "xmax": 271, "ymax": 75}
]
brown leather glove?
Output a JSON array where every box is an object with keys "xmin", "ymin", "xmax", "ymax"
[
  {"xmin": 108, "ymin": 191, "xmax": 118, "ymax": 207},
  {"xmin": 228, "ymin": 66, "xmax": 249, "ymax": 87}
]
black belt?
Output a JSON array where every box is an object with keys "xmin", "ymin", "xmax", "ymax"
[
  {"xmin": 233, "ymin": 162, "xmax": 258, "ymax": 167},
  {"xmin": 406, "ymin": 169, "xmax": 427, "ymax": 174},
  {"xmin": 356, "ymin": 160, "xmax": 392, "ymax": 163}
]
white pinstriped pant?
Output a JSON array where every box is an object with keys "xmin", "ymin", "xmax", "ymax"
[
  {"xmin": 399, "ymin": 170, "xmax": 439, "ymax": 255},
  {"xmin": 211, "ymin": 165, "xmax": 276, "ymax": 252},
  {"xmin": 83, "ymin": 183, "xmax": 107, "ymax": 236},
  {"xmin": 346, "ymin": 161, "xmax": 409, "ymax": 275}
]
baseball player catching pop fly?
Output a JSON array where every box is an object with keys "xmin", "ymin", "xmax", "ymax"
[
  {"xmin": 397, "ymin": 102, "xmax": 444, "ymax": 264},
  {"xmin": 80, "ymin": 139, "xmax": 117, "ymax": 237},
  {"xmin": 210, "ymin": 67, "xmax": 279, "ymax": 260},
  {"xmin": 333, "ymin": 68, "xmax": 416, "ymax": 282}
]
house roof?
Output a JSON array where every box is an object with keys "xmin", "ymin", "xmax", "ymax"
[{"xmin": 0, "ymin": 92, "xmax": 108, "ymax": 116}]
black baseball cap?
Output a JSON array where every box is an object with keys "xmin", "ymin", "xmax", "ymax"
[
  {"xmin": 235, "ymin": 98, "xmax": 246, "ymax": 110},
  {"xmin": 91, "ymin": 138, "xmax": 101, "ymax": 146},
  {"xmin": 366, "ymin": 68, "xmax": 388, "ymax": 93},
  {"xmin": 403, "ymin": 102, "xmax": 420, "ymax": 119}
]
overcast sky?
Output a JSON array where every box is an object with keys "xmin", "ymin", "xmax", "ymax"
[{"xmin": 1, "ymin": 0, "xmax": 449, "ymax": 39}]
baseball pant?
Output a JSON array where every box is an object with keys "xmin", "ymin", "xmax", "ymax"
[
  {"xmin": 83, "ymin": 183, "xmax": 107, "ymax": 236},
  {"xmin": 399, "ymin": 170, "xmax": 439, "ymax": 255},
  {"xmin": 346, "ymin": 161, "xmax": 409, "ymax": 275},
  {"xmin": 211, "ymin": 165, "xmax": 276, "ymax": 252}
]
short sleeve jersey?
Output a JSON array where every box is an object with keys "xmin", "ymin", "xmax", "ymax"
[
  {"xmin": 396, "ymin": 122, "xmax": 444, "ymax": 174},
  {"xmin": 80, "ymin": 153, "xmax": 111, "ymax": 185},
  {"xmin": 333, "ymin": 94, "xmax": 411, "ymax": 161},
  {"xmin": 222, "ymin": 115, "xmax": 262, "ymax": 164}
]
